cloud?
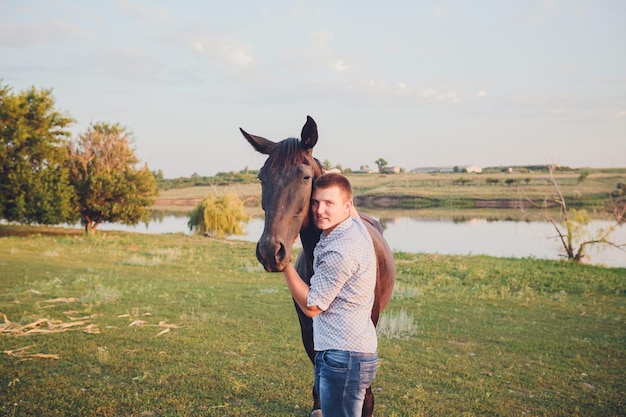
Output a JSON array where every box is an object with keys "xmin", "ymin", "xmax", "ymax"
[
  {"xmin": 0, "ymin": 20, "xmax": 92, "ymax": 47},
  {"xmin": 539, "ymin": 0, "xmax": 585, "ymax": 15},
  {"xmin": 228, "ymin": 44, "xmax": 255, "ymax": 68},
  {"xmin": 341, "ymin": 79, "xmax": 464, "ymax": 104},
  {"xmin": 155, "ymin": 26, "xmax": 261, "ymax": 88},
  {"xmin": 508, "ymin": 91, "xmax": 622, "ymax": 122},
  {"xmin": 116, "ymin": 0, "xmax": 169, "ymax": 22},
  {"xmin": 190, "ymin": 34, "xmax": 255, "ymax": 71},
  {"xmin": 92, "ymin": 46, "xmax": 161, "ymax": 81},
  {"xmin": 289, "ymin": 27, "xmax": 466, "ymax": 105},
  {"xmin": 310, "ymin": 30, "xmax": 334, "ymax": 50},
  {"xmin": 282, "ymin": 29, "xmax": 342, "ymax": 75},
  {"xmin": 332, "ymin": 60, "xmax": 348, "ymax": 72},
  {"xmin": 524, "ymin": 0, "xmax": 586, "ymax": 23},
  {"xmin": 421, "ymin": 88, "xmax": 461, "ymax": 103}
]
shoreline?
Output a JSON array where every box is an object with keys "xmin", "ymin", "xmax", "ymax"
[{"xmin": 153, "ymin": 195, "xmax": 542, "ymax": 211}]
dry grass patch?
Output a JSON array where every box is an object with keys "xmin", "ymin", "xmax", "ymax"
[{"xmin": 1, "ymin": 314, "xmax": 100, "ymax": 337}]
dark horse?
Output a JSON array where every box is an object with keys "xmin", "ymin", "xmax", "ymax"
[{"xmin": 240, "ymin": 116, "xmax": 395, "ymax": 417}]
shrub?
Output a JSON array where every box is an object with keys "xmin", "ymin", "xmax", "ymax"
[
  {"xmin": 377, "ymin": 309, "xmax": 417, "ymax": 340},
  {"xmin": 187, "ymin": 193, "xmax": 248, "ymax": 238}
]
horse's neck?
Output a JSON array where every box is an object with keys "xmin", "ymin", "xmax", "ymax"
[
  {"xmin": 300, "ymin": 222, "xmax": 319, "ymax": 260},
  {"xmin": 298, "ymin": 163, "xmax": 324, "ymax": 279},
  {"xmin": 296, "ymin": 222, "xmax": 320, "ymax": 283}
]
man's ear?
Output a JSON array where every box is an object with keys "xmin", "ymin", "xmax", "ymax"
[{"xmin": 345, "ymin": 199, "xmax": 353, "ymax": 213}]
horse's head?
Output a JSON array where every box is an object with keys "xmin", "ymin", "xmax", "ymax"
[{"xmin": 240, "ymin": 116, "xmax": 323, "ymax": 272}]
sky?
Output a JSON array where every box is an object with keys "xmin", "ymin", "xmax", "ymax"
[{"xmin": 1, "ymin": 0, "xmax": 625, "ymax": 178}]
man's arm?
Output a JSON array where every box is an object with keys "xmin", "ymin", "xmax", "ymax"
[{"xmin": 282, "ymin": 264, "xmax": 322, "ymax": 318}]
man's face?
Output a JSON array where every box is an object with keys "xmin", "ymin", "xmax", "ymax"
[{"xmin": 311, "ymin": 185, "xmax": 352, "ymax": 235}]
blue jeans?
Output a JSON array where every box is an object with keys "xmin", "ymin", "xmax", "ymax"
[{"xmin": 314, "ymin": 350, "xmax": 378, "ymax": 417}]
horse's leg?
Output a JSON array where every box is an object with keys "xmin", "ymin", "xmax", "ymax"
[
  {"xmin": 295, "ymin": 252, "xmax": 321, "ymax": 414},
  {"xmin": 294, "ymin": 304, "xmax": 315, "ymax": 361},
  {"xmin": 294, "ymin": 303, "xmax": 321, "ymax": 413},
  {"xmin": 362, "ymin": 387, "xmax": 374, "ymax": 417}
]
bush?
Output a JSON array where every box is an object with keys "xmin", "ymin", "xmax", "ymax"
[
  {"xmin": 187, "ymin": 193, "xmax": 248, "ymax": 238},
  {"xmin": 377, "ymin": 309, "xmax": 417, "ymax": 340}
]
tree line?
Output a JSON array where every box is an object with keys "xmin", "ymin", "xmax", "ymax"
[
  {"xmin": 155, "ymin": 170, "xmax": 259, "ymax": 191},
  {"xmin": 0, "ymin": 82, "xmax": 158, "ymax": 234}
]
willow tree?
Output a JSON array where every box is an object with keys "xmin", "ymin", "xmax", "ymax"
[
  {"xmin": 188, "ymin": 194, "xmax": 248, "ymax": 238},
  {"xmin": 68, "ymin": 122, "xmax": 158, "ymax": 235},
  {"xmin": 0, "ymin": 83, "xmax": 77, "ymax": 224}
]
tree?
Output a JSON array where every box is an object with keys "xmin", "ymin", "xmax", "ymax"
[
  {"xmin": 523, "ymin": 165, "xmax": 625, "ymax": 263},
  {"xmin": 375, "ymin": 158, "xmax": 388, "ymax": 173},
  {"xmin": 67, "ymin": 122, "xmax": 158, "ymax": 235},
  {"xmin": 607, "ymin": 194, "xmax": 625, "ymax": 225},
  {"xmin": 187, "ymin": 193, "xmax": 248, "ymax": 238},
  {"xmin": 577, "ymin": 171, "xmax": 589, "ymax": 184},
  {"xmin": 153, "ymin": 169, "xmax": 164, "ymax": 181},
  {"xmin": 0, "ymin": 83, "xmax": 77, "ymax": 224}
]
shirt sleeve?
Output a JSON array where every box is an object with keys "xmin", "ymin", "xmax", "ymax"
[{"xmin": 307, "ymin": 249, "xmax": 352, "ymax": 311}]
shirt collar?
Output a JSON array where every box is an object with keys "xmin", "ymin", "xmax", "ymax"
[{"xmin": 318, "ymin": 216, "xmax": 353, "ymax": 245}]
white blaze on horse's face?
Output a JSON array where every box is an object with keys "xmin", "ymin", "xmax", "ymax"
[{"xmin": 239, "ymin": 116, "xmax": 319, "ymax": 272}]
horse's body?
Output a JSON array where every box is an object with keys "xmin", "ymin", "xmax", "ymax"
[{"xmin": 240, "ymin": 116, "xmax": 395, "ymax": 417}]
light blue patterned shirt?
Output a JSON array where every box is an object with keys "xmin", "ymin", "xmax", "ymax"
[{"xmin": 307, "ymin": 216, "xmax": 377, "ymax": 353}]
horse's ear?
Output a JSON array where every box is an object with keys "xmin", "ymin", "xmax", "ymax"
[
  {"xmin": 300, "ymin": 115, "xmax": 318, "ymax": 150},
  {"xmin": 240, "ymin": 128, "xmax": 276, "ymax": 155}
]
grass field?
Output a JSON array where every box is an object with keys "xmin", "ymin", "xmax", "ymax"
[
  {"xmin": 156, "ymin": 169, "xmax": 626, "ymax": 213},
  {"xmin": 0, "ymin": 226, "xmax": 624, "ymax": 416}
]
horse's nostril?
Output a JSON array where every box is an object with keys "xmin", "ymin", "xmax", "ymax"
[{"xmin": 276, "ymin": 241, "xmax": 286, "ymax": 264}]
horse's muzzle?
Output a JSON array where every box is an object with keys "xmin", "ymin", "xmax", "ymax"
[{"xmin": 256, "ymin": 239, "xmax": 289, "ymax": 272}]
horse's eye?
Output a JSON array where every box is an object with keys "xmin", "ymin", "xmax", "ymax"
[
  {"xmin": 303, "ymin": 175, "xmax": 311, "ymax": 180},
  {"xmin": 296, "ymin": 208, "xmax": 303, "ymax": 215}
]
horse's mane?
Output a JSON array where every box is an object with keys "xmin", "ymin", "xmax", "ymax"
[{"xmin": 264, "ymin": 138, "xmax": 312, "ymax": 174}]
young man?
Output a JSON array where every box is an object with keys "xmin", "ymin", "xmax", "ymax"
[{"xmin": 282, "ymin": 172, "xmax": 378, "ymax": 417}]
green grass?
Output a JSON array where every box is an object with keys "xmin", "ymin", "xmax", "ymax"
[{"xmin": 1, "ymin": 226, "xmax": 624, "ymax": 416}]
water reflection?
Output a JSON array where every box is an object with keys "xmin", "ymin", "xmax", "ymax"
[
  {"xmin": 86, "ymin": 209, "xmax": 625, "ymax": 268},
  {"xmin": 379, "ymin": 215, "xmax": 625, "ymax": 267},
  {"xmin": 92, "ymin": 210, "xmax": 191, "ymax": 234}
]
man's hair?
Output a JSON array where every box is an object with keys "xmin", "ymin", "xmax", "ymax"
[{"xmin": 313, "ymin": 173, "xmax": 353, "ymax": 199}]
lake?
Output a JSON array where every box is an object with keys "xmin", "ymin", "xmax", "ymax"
[{"xmin": 88, "ymin": 211, "xmax": 626, "ymax": 268}]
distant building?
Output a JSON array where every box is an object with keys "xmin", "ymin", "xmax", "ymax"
[
  {"xmin": 411, "ymin": 165, "xmax": 482, "ymax": 173},
  {"xmin": 381, "ymin": 166, "xmax": 401, "ymax": 174},
  {"xmin": 355, "ymin": 164, "xmax": 402, "ymax": 174},
  {"xmin": 465, "ymin": 165, "xmax": 482, "ymax": 173},
  {"xmin": 356, "ymin": 165, "xmax": 379, "ymax": 173}
]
